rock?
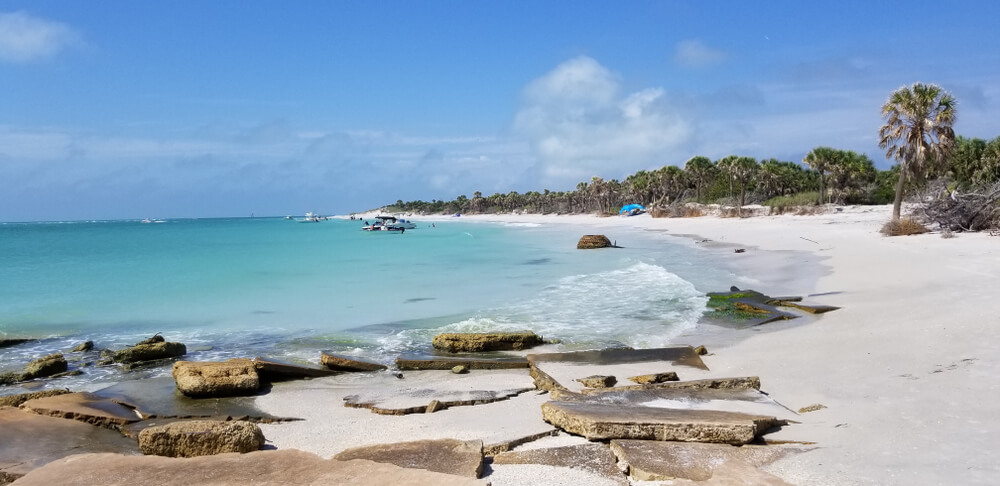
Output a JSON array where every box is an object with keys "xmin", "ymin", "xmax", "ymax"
[
  {"xmin": 628, "ymin": 372, "xmax": 679, "ymax": 384},
  {"xmin": 553, "ymin": 387, "xmax": 800, "ymax": 423},
  {"xmin": 172, "ymin": 359, "xmax": 260, "ymax": 398},
  {"xmin": 22, "ymin": 354, "xmax": 68, "ymax": 380},
  {"xmin": 693, "ymin": 345, "xmax": 708, "ymax": 355},
  {"xmin": 575, "ymin": 375, "xmax": 617, "ymax": 388},
  {"xmin": 0, "ymin": 389, "xmax": 71, "ymax": 408},
  {"xmin": 529, "ymin": 363, "xmax": 567, "ymax": 392},
  {"xmin": 451, "ymin": 365, "xmax": 469, "ymax": 374},
  {"xmin": 396, "ymin": 355, "xmax": 529, "ymax": 371},
  {"xmin": 0, "ymin": 407, "xmax": 140, "ymax": 480},
  {"xmin": 19, "ymin": 392, "xmax": 142, "ymax": 428},
  {"xmin": 71, "ymin": 341, "xmax": 94, "ymax": 352},
  {"xmin": 798, "ymin": 403, "xmax": 827, "ymax": 413},
  {"xmin": 0, "ymin": 338, "xmax": 32, "ymax": 349},
  {"xmin": 0, "ymin": 371, "xmax": 22, "ymax": 385},
  {"xmin": 581, "ymin": 376, "xmax": 762, "ymax": 395},
  {"xmin": 541, "ymin": 400, "xmax": 784, "ymax": 444},
  {"xmin": 342, "ymin": 369, "xmax": 535, "ymax": 416},
  {"xmin": 138, "ymin": 420, "xmax": 265, "ymax": 457},
  {"xmin": 136, "ymin": 334, "xmax": 165, "ymax": 345},
  {"xmin": 432, "ymin": 332, "xmax": 545, "ymax": 353},
  {"xmin": 10, "ymin": 450, "xmax": 488, "ymax": 486},
  {"xmin": 577, "ymin": 235, "xmax": 613, "ymax": 249},
  {"xmin": 253, "ymin": 357, "xmax": 339, "ymax": 381},
  {"xmin": 527, "ymin": 346, "xmax": 708, "ymax": 368},
  {"xmin": 320, "ymin": 351, "xmax": 388, "ymax": 372},
  {"xmin": 609, "ymin": 439, "xmax": 809, "ymax": 482},
  {"xmin": 778, "ymin": 302, "xmax": 841, "ymax": 314},
  {"xmin": 112, "ymin": 341, "xmax": 186, "ymax": 364},
  {"xmin": 492, "ymin": 443, "xmax": 627, "ymax": 485},
  {"xmin": 426, "ymin": 400, "xmax": 446, "ymax": 413},
  {"xmin": 334, "ymin": 438, "xmax": 484, "ymax": 478}
]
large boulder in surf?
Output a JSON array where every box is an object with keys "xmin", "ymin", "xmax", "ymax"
[
  {"xmin": 576, "ymin": 235, "xmax": 613, "ymax": 249},
  {"xmin": 432, "ymin": 332, "xmax": 545, "ymax": 353},
  {"xmin": 111, "ymin": 337, "xmax": 186, "ymax": 364},
  {"xmin": 22, "ymin": 354, "xmax": 68, "ymax": 380},
  {"xmin": 172, "ymin": 359, "xmax": 260, "ymax": 398},
  {"xmin": 138, "ymin": 420, "xmax": 265, "ymax": 457}
]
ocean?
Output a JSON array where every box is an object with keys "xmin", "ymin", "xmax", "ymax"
[{"xmin": 0, "ymin": 216, "xmax": 744, "ymax": 394}]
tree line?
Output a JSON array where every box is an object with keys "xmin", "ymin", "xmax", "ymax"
[{"xmin": 387, "ymin": 83, "xmax": 1000, "ymax": 226}]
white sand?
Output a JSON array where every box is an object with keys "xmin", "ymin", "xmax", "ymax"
[
  {"xmin": 274, "ymin": 206, "xmax": 1000, "ymax": 484},
  {"xmin": 438, "ymin": 206, "xmax": 1000, "ymax": 485}
]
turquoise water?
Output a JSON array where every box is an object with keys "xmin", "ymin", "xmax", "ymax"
[{"xmin": 0, "ymin": 216, "xmax": 739, "ymax": 392}]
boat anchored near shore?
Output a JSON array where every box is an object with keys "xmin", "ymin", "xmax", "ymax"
[{"xmin": 362, "ymin": 216, "xmax": 415, "ymax": 232}]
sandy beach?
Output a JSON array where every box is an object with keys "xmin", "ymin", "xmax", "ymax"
[{"xmin": 404, "ymin": 206, "xmax": 997, "ymax": 485}]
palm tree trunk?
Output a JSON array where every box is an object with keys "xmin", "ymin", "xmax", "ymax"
[
  {"xmin": 818, "ymin": 172, "xmax": 825, "ymax": 204},
  {"xmin": 892, "ymin": 164, "xmax": 907, "ymax": 220}
]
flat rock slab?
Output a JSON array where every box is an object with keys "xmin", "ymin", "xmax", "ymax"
[
  {"xmin": 527, "ymin": 346, "xmax": 711, "ymax": 393},
  {"xmin": 557, "ymin": 387, "xmax": 799, "ymax": 422},
  {"xmin": 344, "ymin": 369, "xmax": 535, "ymax": 415},
  {"xmin": 254, "ymin": 357, "xmax": 340, "ymax": 380},
  {"xmin": 254, "ymin": 374, "xmax": 556, "ymax": 459},
  {"xmin": 396, "ymin": 354, "xmax": 529, "ymax": 370},
  {"xmin": 777, "ymin": 301, "xmax": 841, "ymax": 314},
  {"xmin": 432, "ymin": 332, "xmax": 545, "ymax": 353},
  {"xmin": 10, "ymin": 451, "xmax": 487, "ymax": 486},
  {"xmin": 610, "ymin": 439, "xmax": 810, "ymax": 482},
  {"xmin": 0, "ymin": 407, "xmax": 140, "ymax": 479},
  {"xmin": 541, "ymin": 400, "xmax": 784, "ymax": 444},
  {"xmin": 334, "ymin": 439, "xmax": 484, "ymax": 478},
  {"xmin": 321, "ymin": 351, "xmax": 388, "ymax": 372},
  {"xmin": 580, "ymin": 376, "xmax": 762, "ymax": 394},
  {"xmin": 492, "ymin": 443, "xmax": 627, "ymax": 485},
  {"xmin": 92, "ymin": 376, "xmax": 281, "ymax": 422},
  {"xmin": 19, "ymin": 391, "xmax": 141, "ymax": 428}
]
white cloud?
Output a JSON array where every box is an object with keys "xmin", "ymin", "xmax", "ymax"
[
  {"xmin": 673, "ymin": 39, "xmax": 727, "ymax": 69},
  {"xmin": 513, "ymin": 56, "xmax": 692, "ymax": 184},
  {"xmin": 0, "ymin": 11, "xmax": 79, "ymax": 63}
]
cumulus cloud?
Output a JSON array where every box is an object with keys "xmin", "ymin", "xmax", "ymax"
[
  {"xmin": 513, "ymin": 56, "xmax": 692, "ymax": 184},
  {"xmin": 0, "ymin": 11, "xmax": 80, "ymax": 63},
  {"xmin": 673, "ymin": 39, "xmax": 727, "ymax": 69}
]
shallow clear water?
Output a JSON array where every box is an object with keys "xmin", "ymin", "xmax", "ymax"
[{"xmin": 0, "ymin": 216, "xmax": 742, "ymax": 394}]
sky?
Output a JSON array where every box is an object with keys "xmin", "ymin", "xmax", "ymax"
[{"xmin": 2, "ymin": 1, "xmax": 999, "ymax": 221}]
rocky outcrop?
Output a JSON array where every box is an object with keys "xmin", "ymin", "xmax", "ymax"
[
  {"xmin": 22, "ymin": 354, "xmax": 68, "ymax": 380},
  {"xmin": 111, "ymin": 339, "xmax": 186, "ymax": 364},
  {"xmin": 576, "ymin": 235, "xmax": 613, "ymax": 249},
  {"xmin": 71, "ymin": 341, "xmax": 94, "ymax": 352},
  {"xmin": 576, "ymin": 375, "xmax": 616, "ymax": 388},
  {"xmin": 320, "ymin": 351, "xmax": 388, "ymax": 372},
  {"xmin": 432, "ymin": 332, "xmax": 545, "ymax": 353},
  {"xmin": 138, "ymin": 420, "xmax": 265, "ymax": 457},
  {"xmin": 172, "ymin": 359, "xmax": 260, "ymax": 398},
  {"xmin": 541, "ymin": 401, "xmax": 784, "ymax": 444},
  {"xmin": 334, "ymin": 439, "xmax": 484, "ymax": 478},
  {"xmin": 628, "ymin": 372, "xmax": 679, "ymax": 384},
  {"xmin": 9, "ymin": 450, "xmax": 489, "ymax": 486}
]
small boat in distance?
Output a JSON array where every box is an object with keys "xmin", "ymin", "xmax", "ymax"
[
  {"xmin": 362, "ymin": 216, "xmax": 409, "ymax": 232},
  {"xmin": 296, "ymin": 212, "xmax": 323, "ymax": 223}
]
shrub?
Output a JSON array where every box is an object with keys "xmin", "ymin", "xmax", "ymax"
[
  {"xmin": 880, "ymin": 218, "xmax": 929, "ymax": 236},
  {"xmin": 764, "ymin": 192, "xmax": 820, "ymax": 209}
]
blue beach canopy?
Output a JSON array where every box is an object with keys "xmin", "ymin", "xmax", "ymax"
[{"xmin": 620, "ymin": 204, "xmax": 646, "ymax": 214}]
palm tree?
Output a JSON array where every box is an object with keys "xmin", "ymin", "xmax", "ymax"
[
  {"xmin": 803, "ymin": 146, "xmax": 840, "ymax": 204},
  {"xmin": 716, "ymin": 155, "xmax": 739, "ymax": 203},
  {"xmin": 732, "ymin": 156, "xmax": 759, "ymax": 215},
  {"xmin": 684, "ymin": 156, "xmax": 715, "ymax": 203},
  {"xmin": 879, "ymin": 83, "xmax": 958, "ymax": 220}
]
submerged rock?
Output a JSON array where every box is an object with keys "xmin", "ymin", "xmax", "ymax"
[
  {"xmin": 172, "ymin": 359, "xmax": 260, "ymax": 398},
  {"xmin": 577, "ymin": 235, "xmax": 613, "ymax": 249},
  {"xmin": 432, "ymin": 331, "xmax": 545, "ymax": 353},
  {"xmin": 71, "ymin": 341, "xmax": 94, "ymax": 352},
  {"xmin": 138, "ymin": 420, "xmax": 265, "ymax": 457},
  {"xmin": 19, "ymin": 392, "xmax": 142, "ymax": 428}
]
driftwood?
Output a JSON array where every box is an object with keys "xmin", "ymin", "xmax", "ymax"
[{"xmin": 918, "ymin": 180, "xmax": 1000, "ymax": 232}]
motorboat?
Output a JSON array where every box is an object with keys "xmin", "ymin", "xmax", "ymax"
[
  {"xmin": 297, "ymin": 212, "xmax": 322, "ymax": 223},
  {"xmin": 391, "ymin": 218, "xmax": 417, "ymax": 229},
  {"xmin": 362, "ymin": 216, "xmax": 407, "ymax": 232}
]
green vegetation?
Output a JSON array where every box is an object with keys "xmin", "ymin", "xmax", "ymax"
[
  {"xmin": 385, "ymin": 82, "xmax": 999, "ymax": 231},
  {"xmin": 705, "ymin": 293, "xmax": 762, "ymax": 321}
]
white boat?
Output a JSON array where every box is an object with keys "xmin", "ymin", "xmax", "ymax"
[
  {"xmin": 362, "ymin": 216, "xmax": 407, "ymax": 232},
  {"xmin": 392, "ymin": 218, "xmax": 417, "ymax": 229},
  {"xmin": 297, "ymin": 212, "xmax": 322, "ymax": 223}
]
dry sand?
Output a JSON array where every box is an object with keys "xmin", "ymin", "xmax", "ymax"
[{"xmin": 290, "ymin": 206, "xmax": 1000, "ymax": 485}]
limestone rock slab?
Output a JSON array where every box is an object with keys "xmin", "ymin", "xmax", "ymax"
[
  {"xmin": 527, "ymin": 346, "xmax": 711, "ymax": 393},
  {"xmin": 541, "ymin": 400, "xmax": 783, "ymax": 444},
  {"xmin": 19, "ymin": 391, "xmax": 141, "ymax": 428},
  {"xmin": 138, "ymin": 419, "xmax": 265, "ymax": 457},
  {"xmin": 581, "ymin": 376, "xmax": 762, "ymax": 395},
  {"xmin": 93, "ymin": 376, "xmax": 280, "ymax": 422},
  {"xmin": 554, "ymin": 387, "xmax": 799, "ymax": 422},
  {"xmin": 254, "ymin": 357, "xmax": 339, "ymax": 380},
  {"xmin": 320, "ymin": 351, "xmax": 388, "ymax": 371},
  {"xmin": 0, "ymin": 389, "xmax": 71, "ymax": 408},
  {"xmin": 0, "ymin": 407, "xmax": 139, "ymax": 479},
  {"xmin": 432, "ymin": 332, "xmax": 545, "ymax": 353},
  {"xmin": 172, "ymin": 359, "xmax": 260, "ymax": 397},
  {"xmin": 628, "ymin": 371, "xmax": 679, "ymax": 384},
  {"xmin": 10, "ymin": 451, "xmax": 488, "ymax": 486},
  {"xmin": 492, "ymin": 443, "xmax": 627, "ymax": 485},
  {"xmin": 334, "ymin": 438, "xmax": 484, "ymax": 478},
  {"xmin": 396, "ymin": 354, "xmax": 529, "ymax": 370},
  {"xmin": 343, "ymin": 369, "xmax": 535, "ymax": 415},
  {"xmin": 610, "ymin": 439, "xmax": 809, "ymax": 482}
]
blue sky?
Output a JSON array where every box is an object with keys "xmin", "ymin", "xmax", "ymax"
[{"xmin": 2, "ymin": 1, "xmax": 999, "ymax": 221}]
